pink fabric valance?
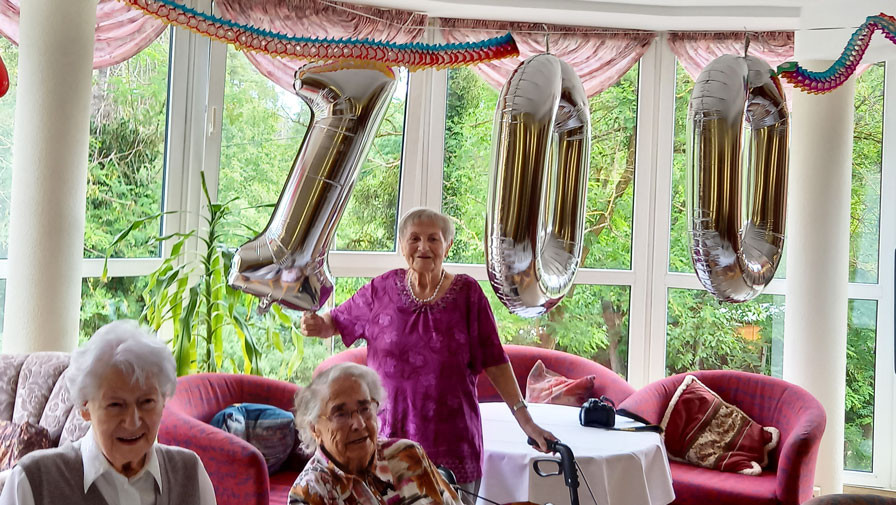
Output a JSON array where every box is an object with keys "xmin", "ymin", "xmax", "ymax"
[
  {"xmin": 216, "ymin": 0, "xmax": 426, "ymax": 93},
  {"xmin": 667, "ymin": 31, "xmax": 803, "ymax": 104},
  {"xmin": 439, "ymin": 19, "xmax": 655, "ymax": 97},
  {"xmin": 0, "ymin": 0, "xmax": 166, "ymax": 69},
  {"xmin": 667, "ymin": 31, "xmax": 794, "ymax": 80}
]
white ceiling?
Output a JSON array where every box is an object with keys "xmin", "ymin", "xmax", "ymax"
[
  {"xmin": 343, "ymin": 0, "xmax": 803, "ymax": 30},
  {"xmin": 343, "ymin": 0, "xmax": 894, "ymax": 59}
]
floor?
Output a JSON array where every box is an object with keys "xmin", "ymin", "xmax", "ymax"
[{"xmin": 843, "ymin": 486, "xmax": 896, "ymax": 498}]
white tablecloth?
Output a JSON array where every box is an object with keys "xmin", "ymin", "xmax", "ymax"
[{"xmin": 478, "ymin": 402, "xmax": 675, "ymax": 505}]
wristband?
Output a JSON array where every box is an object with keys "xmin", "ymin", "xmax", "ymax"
[{"xmin": 511, "ymin": 400, "xmax": 528, "ymax": 413}]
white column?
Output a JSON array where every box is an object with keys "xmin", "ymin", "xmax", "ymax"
[
  {"xmin": 784, "ymin": 61, "xmax": 855, "ymax": 495},
  {"xmin": 1, "ymin": 0, "xmax": 96, "ymax": 352}
]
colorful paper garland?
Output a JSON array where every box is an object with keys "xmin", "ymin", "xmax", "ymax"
[
  {"xmin": 776, "ymin": 13, "xmax": 896, "ymax": 94},
  {"xmin": 122, "ymin": 0, "xmax": 519, "ymax": 71}
]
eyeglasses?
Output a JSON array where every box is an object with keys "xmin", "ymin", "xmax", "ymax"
[{"xmin": 322, "ymin": 401, "xmax": 379, "ymax": 427}]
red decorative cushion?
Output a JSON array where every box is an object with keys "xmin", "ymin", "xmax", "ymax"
[
  {"xmin": 661, "ymin": 375, "xmax": 780, "ymax": 475},
  {"xmin": 0, "ymin": 419, "xmax": 52, "ymax": 471},
  {"xmin": 525, "ymin": 360, "xmax": 595, "ymax": 407}
]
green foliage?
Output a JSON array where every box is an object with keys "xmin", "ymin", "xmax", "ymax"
[{"xmin": 106, "ymin": 172, "xmax": 306, "ymax": 378}]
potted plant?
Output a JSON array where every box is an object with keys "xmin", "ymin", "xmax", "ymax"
[{"xmin": 103, "ymin": 172, "xmax": 305, "ymax": 377}]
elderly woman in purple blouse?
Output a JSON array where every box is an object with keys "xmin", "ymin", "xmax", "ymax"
[{"xmin": 301, "ymin": 207, "xmax": 555, "ymax": 502}]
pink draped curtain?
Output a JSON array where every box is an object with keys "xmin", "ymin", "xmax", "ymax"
[
  {"xmin": 0, "ymin": 0, "xmax": 166, "ymax": 69},
  {"xmin": 668, "ymin": 32, "xmax": 800, "ymax": 103},
  {"xmin": 216, "ymin": 0, "xmax": 426, "ymax": 93},
  {"xmin": 439, "ymin": 19, "xmax": 655, "ymax": 97},
  {"xmin": 667, "ymin": 31, "xmax": 794, "ymax": 80}
]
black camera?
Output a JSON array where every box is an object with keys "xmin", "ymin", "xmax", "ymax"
[{"xmin": 579, "ymin": 396, "xmax": 616, "ymax": 428}]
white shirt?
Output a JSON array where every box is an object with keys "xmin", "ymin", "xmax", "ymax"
[{"xmin": 0, "ymin": 428, "xmax": 216, "ymax": 505}]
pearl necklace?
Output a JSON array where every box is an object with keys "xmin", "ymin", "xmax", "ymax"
[{"xmin": 407, "ymin": 269, "xmax": 446, "ymax": 304}]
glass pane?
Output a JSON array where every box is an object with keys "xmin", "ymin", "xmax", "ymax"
[
  {"xmin": 665, "ymin": 288, "xmax": 784, "ymax": 376},
  {"xmin": 85, "ymin": 32, "xmax": 169, "ymax": 259},
  {"xmin": 334, "ymin": 70, "xmax": 406, "ymax": 252},
  {"xmin": 79, "ymin": 277, "xmax": 149, "ymax": 343},
  {"xmin": 844, "ymin": 299, "xmax": 877, "ymax": 472},
  {"xmin": 582, "ymin": 63, "xmax": 638, "ymax": 269},
  {"xmin": 668, "ymin": 62, "xmax": 789, "ymax": 278},
  {"xmin": 442, "ymin": 67, "xmax": 497, "ymax": 264},
  {"xmin": 217, "ymin": 47, "xmax": 405, "ymax": 252},
  {"xmin": 0, "ymin": 39, "xmax": 18, "ymax": 259},
  {"xmin": 443, "ymin": 66, "xmax": 640, "ymax": 269},
  {"xmin": 849, "ymin": 63, "xmax": 883, "ymax": 284},
  {"xmin": 481, "ymin": 282, "xmax": 631, "ymax": 379},
  {"xmin": 668, "ymin": 63, "xmax": 694, "ymax": 273}
]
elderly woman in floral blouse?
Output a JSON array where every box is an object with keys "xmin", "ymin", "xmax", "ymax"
[
  {"xmin": 290, "ymin": 362, "xmax": 460, "ymax": 505},
  {"xmin": 302, "ymin": 207, "xmax": 555, "ymax": 503}
]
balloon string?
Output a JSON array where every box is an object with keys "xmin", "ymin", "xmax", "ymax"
[{"xmin": 775, "ymin": 12, "xmax": 896, "ymax": 94}]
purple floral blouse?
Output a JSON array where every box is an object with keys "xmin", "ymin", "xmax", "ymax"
[{"xmin": 331, "ymin": 269, "xmax": 509, "ymax": 483}]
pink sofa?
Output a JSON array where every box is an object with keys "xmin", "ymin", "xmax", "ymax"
[
  {"xmin": 158, "ymin": 373, "xmax": 304, "ymax": 505},
  {"xmin": 618, "ymin": 370, "xmax": 826, "ymax": 505},
  {"xmin": 313, "ymin": 344, "xmax": 635, "ymax": 406}
]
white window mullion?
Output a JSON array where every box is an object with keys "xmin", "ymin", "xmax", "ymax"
[
  {"xmin": 646, "ymin": 33, "xmax": 678, "ymax": 386},
  {"xmin": 163, "ymin": 19, "xmax": 213, "ymax": 254}
]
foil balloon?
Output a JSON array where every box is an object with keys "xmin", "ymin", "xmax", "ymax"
[
  {"xmin": 687, "ymin": 54, "xmax": 789, "ymax": 303},
  {"xmin": 0, "ymin": 53, "xmax": 8, "ymax": 98},
  {"xmin": 229, "ymin": 62, "xmax": 397, "ymax": 313},
  {"xmin": 486, "ymin": 54, "xmax": 590, "ymax": 318}
]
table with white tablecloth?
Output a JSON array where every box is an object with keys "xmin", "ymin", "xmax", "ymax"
[{"xmin": 477, "ymin": 402, "xmax": 675, "ymax": 505}]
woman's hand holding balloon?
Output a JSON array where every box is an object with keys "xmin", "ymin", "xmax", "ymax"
[{"xmin": 301, "ymin": 311, "xmax": 336, "ymax": 338}]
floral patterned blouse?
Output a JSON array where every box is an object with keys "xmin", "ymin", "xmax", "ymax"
[
  {"xmin": 288, "ymin": 438, "xmax": 462, "ymax": 505},
  {"xmin": 330, "ymin": 269, "xmax": 509, "ymax": 483}
]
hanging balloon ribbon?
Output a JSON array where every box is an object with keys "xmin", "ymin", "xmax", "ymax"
[
  {"xmin": 122, "ymin": 0, "xmax": 519, "ymax": 70},
  {"xmin": 0, "ymin": 53, "xmax": 9, "ymax": 98},
  {"xmin": 486, "ymin": 54, "xmax": 590, "ymax": 318},
  {"xmin": 228, "ymin": 62, "xmax": 397, "ymax": 313},
  {"xmin": 687, "ymin": 54, "xmax": 789, "ymax": 303}
]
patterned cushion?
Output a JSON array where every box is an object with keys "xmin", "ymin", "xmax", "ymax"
[
  {"xmin": 525, "ymin": 360, "xmax": 595, "ymax": 407},
  {"xmin": 211, "ymin": 403, "xmax": 296, "ymax": 473},
  {"xmin": 0, "ymin": 419, "xmax": 52, "ymax": 471},
  {"xmin": 661, "ymin": 375, "xmax": 780, "ymax": 475}
]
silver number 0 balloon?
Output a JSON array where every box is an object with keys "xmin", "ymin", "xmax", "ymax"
[
  {"xmin": 486, "ymin": 54, "xmax": 591, "ymax": 317},
  {"xmin": 687, "ymin": 54, "xmax": 789, "ymax": 302},
  {"xmin": 229, "ymin": 63, "xmax": 397, "ymax": 313}
]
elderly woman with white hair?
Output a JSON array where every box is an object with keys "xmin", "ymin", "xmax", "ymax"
[
  {"xmin": 289, "ymin": 362, "xmax": 460, "ymax": 505},
  {"xmin": 302, "ymin": 207, "xmax": 555, "ymax": 503},
  {"xmin": 0, "ymin": 320, "xmax": 216, "ymax": 505}
]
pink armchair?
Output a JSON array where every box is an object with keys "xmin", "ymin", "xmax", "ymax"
[
  {"xmin": 313, "ymin": 344, "xmax": 635, "ymax": 406},
  {"xmin": 618, "ymin": 370, "xmax": 826, "ymax": 505},
  {"xmin": 157, "ymin": 373, "xmax": 304, "ymax": 505}
]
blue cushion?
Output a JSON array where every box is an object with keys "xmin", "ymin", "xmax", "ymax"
[{"xmin": 211, "ymin": 403, "xmax": 296, "ymax": 473}]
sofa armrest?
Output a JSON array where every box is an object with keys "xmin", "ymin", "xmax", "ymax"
[
  {"xmin": 775, "ymin": 410, "xmax": 826, "ymax": 505},
  {"xmin": 160, "ymin": 408, "xmax": 270, "ymax": 505}
]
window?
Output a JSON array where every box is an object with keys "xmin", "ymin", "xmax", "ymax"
[
  {"xmin": 844, "ymin": 62, "xmax": 885, "ymax": 473},
  {"xmin": 665, "ymin": 289, "xmax": 784, "ymax": 376},
  {"xmin": 79, "ymin": 31, "xmax": 171, "ymax": 341},
  {"xmin": 85, "ymin": 32, "xmax": 170, "ymax": 260}
]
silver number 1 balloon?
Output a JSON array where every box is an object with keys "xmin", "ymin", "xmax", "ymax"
[{"xmin": 229, "ymin": 62, "xmax": 397, "ymax": 313}]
